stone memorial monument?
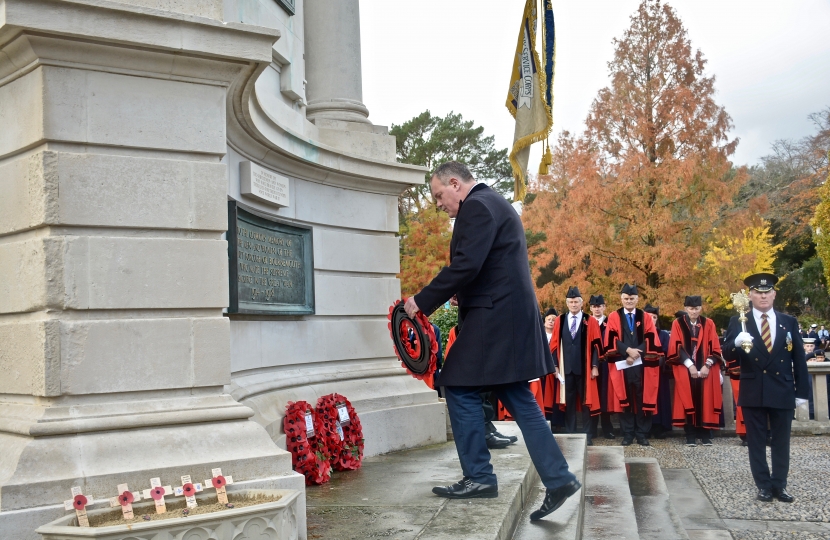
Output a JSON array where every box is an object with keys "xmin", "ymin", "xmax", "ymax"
[{"xmin": 0, "ymin": 0, "xmax": 445, "ymax": 537}]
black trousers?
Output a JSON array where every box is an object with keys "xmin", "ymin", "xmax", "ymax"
[
  {"xmin": 590, "ymin": 412, "xmax": 614, "ymax": 437},
  {"xmin": 481, "ymin": 391, "xmax": 497, "ymax": 434},
  {"xmin": 564, "ymin": 373, "xmax": 592, "ymax": 439},
  {"xmin": 619, "ymin": 365, "xmax": 651, "ymax": 439},
  {"xmin": 684, "ymin": 424, "xmax": 712, "ymax": 441},
  {"xmin": 742, "ymin": 406, "xmax": 793, "ymax": 491}
]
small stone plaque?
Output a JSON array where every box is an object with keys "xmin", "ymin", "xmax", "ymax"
[
  {"xmin": 228, "ymin": 202, "xmax": 315, "ymax": 316},
  {"xmin": 240, "ymin": 161, "xmax": 290, "ymax": 208}
]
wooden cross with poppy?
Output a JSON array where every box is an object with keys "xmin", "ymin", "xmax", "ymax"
[
  {"xmin": 108, "ymin": 483, "xmax": 141, "ymax": 520},
  {"xmin": 174, "ymin": 475, "xmax": 203, "ymax": 509},
  {"xmin": 63, "ymin": 486, "xmax": 93, "ymax": 527},
  {"xmin": 142, "ymin": 478, "xmax": 173, "ymax": 514},
  {"xmin": 203, "ymin": 468, "xmax": 234, "ymax": 504}
]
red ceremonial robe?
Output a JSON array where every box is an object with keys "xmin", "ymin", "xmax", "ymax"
[
  {"xmin": 667, "ymin": 316, "xmax": 724, "ymax": 429},
  {"xmin": 541, "ymin": 313, "xmax": 602, "ymax": 416},
  {"xmin": 603, "ymin": 308, "xmax": 663, "ymax": 413}
]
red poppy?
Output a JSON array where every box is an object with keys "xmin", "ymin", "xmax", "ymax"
[
  {"xmin": 150, "ymin": 487, "xmax": 165, "ymax": 501},
  {"xmin": 181, "ymin": 483, "xmax": 195, "ymax": 496},
  {"xmin": 212, "ymin": 476, "xmax": 226, "ymax": 488},
  {"xmin": 119, "ymin": 491, "xmax": 134, "ymax": 506},
  {"xmin": 73, "ymin": 494, "xmax": 87, "ymax": 509}
]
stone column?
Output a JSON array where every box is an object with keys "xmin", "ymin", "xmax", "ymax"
[
  {"xmin": 0, "ymin": 2, "xmax": 302, "ymax": 538},
  {"xmin": 303, "ymin": 0, "xmax": 371, "ymax": 123}
]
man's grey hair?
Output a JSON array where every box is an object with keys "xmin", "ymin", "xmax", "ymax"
[{"xmin": 432, "ymin": 161, "xmax": 475, "ymax": 185}]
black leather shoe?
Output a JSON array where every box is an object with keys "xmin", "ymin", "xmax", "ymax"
[
  {"xmin": 493, "ymin": 431, "xmax": 518, "ymax": 443},
  {"xmin": 741, "ymin": 439, "xmax": 748, "ymax": 447},
  {"xmin": 485, "ymin": 433, "xmax": 512, "ymax": 449},
  {"xmin": 604, "ymin": 432, "xmax": 616, "ymax": 439},
  {"xmin": 686, "ymin": 437, "xmax": 697, "ymax": 447},
  {"xmin": 773, "ymin": 488, "xmax": 794, "ymax": 503},
  {"xmin": 432, "ymin": 478, "xmax": 498, "ymax": 499},
  {"xmin": 756, "ymin": 488, "xmax": 773, "ymax": 502},
  {"xmin": 586, "ymin": 438, "xmax": 594, "ymax": 446},
  {"xmin": 637, "ymin": 438, "xmax": 650, "ymax": 446},
  {"xmin": 701, "ymin": 438, "xmax": 713, "ymax": 446},
  {"xmin": 530, "ymin": 480, "xmax": 582, "ymax": 521},
  {"xmin": 621, "ymin": 437, "xmax": 633, "ymax": 446}
]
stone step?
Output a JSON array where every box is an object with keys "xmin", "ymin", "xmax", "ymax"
[
  {"xmin": 306, "ymin": 422, "xmax": 577, "ymax": 540},
  {"xmin": 511, "ymin": 434, "xmax": 588, "ymax": 540},
  {"xmin": 625, "ymin": 457, "xmax": 689, "ymax": 540},
  {"xmin": 581, "ymin": 446, "xmax": 639, "ymax": 540}
]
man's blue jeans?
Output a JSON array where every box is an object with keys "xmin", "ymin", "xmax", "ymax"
[{"xmin": 444, "ymin": 381, "xmax": 577, "ymax": 489}]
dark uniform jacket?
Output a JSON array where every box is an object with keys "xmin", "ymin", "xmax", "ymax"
[
  {"xmin": 414, "ymin": 184, "xmax": 554, "ymax": 386},
  {"xmin": 723, "ymin": 310, "xmax": 809, "ymax": 409}
]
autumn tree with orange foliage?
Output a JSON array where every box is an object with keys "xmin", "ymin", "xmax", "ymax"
[
  {"xmin": 399, "ymin": 204, "xmax": 452, "ymax": 297},
  {"xmin": 523, "ymin": 0, "xmax": 748, "ymax": 309}
]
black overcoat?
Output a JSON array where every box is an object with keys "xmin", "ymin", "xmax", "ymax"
[
  {"xmin": 413, "ymin": 184, "xmax": 554, "ymax": 386},
  {"xmin": 722, "ymin": 310, "xmax": 809, "ymax": 409}
]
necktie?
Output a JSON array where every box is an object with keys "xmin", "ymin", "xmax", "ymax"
[
  {"xmin": 627, "ymin": 313, "xmax": 634, "ymax": 332},
  {"xmin": 570, "ymin": 315, "xmax": 578, "ymax": 338},
  {"xmin": 760, "ymin": 313, "xmax": 773, "ymax": 352}
]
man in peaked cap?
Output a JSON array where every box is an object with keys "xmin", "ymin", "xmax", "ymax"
[
  {"xmin": 602, "ymin": 284, "xmax": 663, "ymax": 446},
  {"xmin": 644, "ymin": 304, "xmax": 673, "ymax": 439},
  {"xmin": 723, "ymin": 273, "xmax": 809, "ymax": 503},
  {"xmin": 588, "ymin": 295, "xmax": 615, "ymax": 439},
  {"xmin": 667, "ymin": 296, "xmax": 724, "ymax": 447},
  {"xmin": 543, "ymin": 287, "xmax": 602, "ymax": 445}
]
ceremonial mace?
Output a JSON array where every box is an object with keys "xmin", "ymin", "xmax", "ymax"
[{"xmin": 730, "ymin": 289, "xmax": 753, "ymax": 353}]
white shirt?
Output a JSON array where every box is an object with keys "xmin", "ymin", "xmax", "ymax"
[
  {"xmin": 568, "ymin": 311, "xmax": 583, "ymax": 331},
  {"xmin": 594, "ymin": 315, "xmax": 606, "ymax": 325},
  {"xmin": 752, "ymin": 307, "xmax": 776, "ymax": 345},
  {"xmin": 545, "ymin": 331, "xmax": 553, "ymax": 343}
]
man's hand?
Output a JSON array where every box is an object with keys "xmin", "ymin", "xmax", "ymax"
[
  {"xmin": 404, "ymin": 297, "xmax": 421, "ymax": 318},
  {"xmin": 626, "ymin": 357, "xmax": 635, "ymax": 366},
  {"xmin": 796, "ymin": 398, "xmax": 809, "ymax": 408},
  {"xmin": 591, "ymin": 366, "xmax": 599, "ymax": 379},
  {"xmin": 626, "ymin": 347, "xmax": 642, "ymax": 360},
  {"xmin": 734, "ymin": 332, "xmax": 754, "ymax": 348},
  {"xmin": 699, "ymin": 365, "xmax": 709, "ymax": 379},
  {"xmin": 689, "ymin": 365, "xmax": 699, "ymax": 378},
  {"xmin": 450, "ymin": 295, "xmax": 458, "ymax": 307}
]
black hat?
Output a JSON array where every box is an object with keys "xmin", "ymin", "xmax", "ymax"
[
  {"xmin": 643, "ymin": 304, "xmax": 659, "ymax": 315},
  {"xmin": 620, "ymin": 283, "xmax": 638, "ymax": 296},
  {"xmin": 588, "ymin": 294, "xmax": 606, "ymax": 306},
  {"xmin": 544, "ymin": 307, "xmax": 558, "ymax": 318},
  {"xmin": 743, "ymin": 273, "xmax": 778, "ymax": 292},
  {"xmin": 675, "ymin": 310, "xmax": 687, "ymax": 319},
  {"xmin": 566, "ymin": 286, "xmax": 582, "ymax": 299},
  {"xmin": 684, "ymin": 295, "xmax": 702, "ymax": 307}
]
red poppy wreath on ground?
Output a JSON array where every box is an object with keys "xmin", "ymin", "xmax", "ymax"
[
  {"xmin": 283, "ymin": 401, "xmax": 331, "ymax": 485},
  {"xmin": 316, "ymin": 393, "xmax": 364, "ymax": 471},
  {"xmin": 387, "ymin": 299, "xmax": 439, "ymax": 389}
]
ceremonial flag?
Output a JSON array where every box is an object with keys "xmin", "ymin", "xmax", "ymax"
[{"xmin": 506, "ymin": 0, "xmax": 555, "ymax": 201}]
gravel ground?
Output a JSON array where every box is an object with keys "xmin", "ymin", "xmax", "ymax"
[
  {"xmin": 593, "ymin": 434, "xmax": 830, "ymax": 524},
  {"xmin": 731, "ymin": 532, "xmax": 830, "ymax": 540}
]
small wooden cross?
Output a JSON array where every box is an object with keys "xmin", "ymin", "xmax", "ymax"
[
  {"xmin": 174, "ymin": 475, "xmax": 203, "ymax": 509},
  {"xmin": 109, "ymin": 483, "xmax": 141, "ymax": 520},
  {"xmin": 63, "ymin": 486, "xmax": 93, "ymax": 527},
  {"xmin": 142, "ymin": 478, "xmax": 173, "ymax": 514},
  {"xmin": 203, "ymin": 468, "xmax": 234, "ymax": 504}
]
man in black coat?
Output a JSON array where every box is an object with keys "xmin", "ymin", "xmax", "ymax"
[
  {"xmin": 723, "ymin": 273, "xmax": 809, "ymax": 503},
  {"xmin": 405, "ymin": 161, "xmax": 580, "ymax": 521}
]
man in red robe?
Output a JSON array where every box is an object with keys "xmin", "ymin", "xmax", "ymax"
[
  {"xmin": 603, "ymin": 284, "xmax": 663, "ymax": 446},
  {"xmin": 542, "ymin": 287, "xmax": 602, "ymax": 445},
  {"xmin": 667, "ymin": 296, "xmax": 724, "ymax": 447}
]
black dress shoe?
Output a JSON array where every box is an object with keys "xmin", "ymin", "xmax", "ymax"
[
  {"xmin": 432, "ymin": 478, "xmax": 498, "ymax": 499},
  {"xmin": 773, "ymin": 488, "xmax": 795, "ymax": 503},
  {"xmin": 586, "ymin": 438, "xmax": 594, "ymax": 446},
  {"xmin": 637, "ymin": 438, "xmax": 650, "ymax": 446},
  {"xmin": 756, "ymin": 488, "xmax": 773, "ymax": 502},
  {"xmin": 530, "ymin": 480, "xmax": 582, "ymax": 521},
  {"xmin": 741, "ymin": 439, "xmax": 748, "ymax": 447},
  {"xmin": 604, "ymin": 432, "xmax": 616, "ymax": 439},
  {"xmin": 686, "ymin": 438, "xmax": 697, "ymax": 447},
  {"xmin": 485, "ymin": 432, "xmax": 512, "ymax": 449},
  {"xmin": 701, "ymin": 438, "xmax": 713, "ymax": 446},
  {"xmin": 621, "ymin": 437, "xmax": 633, "ymax": 446},
  {"xmin": 493, "ymin": 430, "xmax": 518, "ymax": 443}
]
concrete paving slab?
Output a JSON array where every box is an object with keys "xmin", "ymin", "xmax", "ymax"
[
  {"xmin": 512, "ymin": 434, "xmax": 587, "ymax": 540},
  {"xmin": 662, "ymin": 468, "xmax": 728, "ymax": 531},
  {"xmin": 306, "ymin": 423, "xmax": 556, "ymax": 540},
  {"xmin": 582, "ymin": 446, "xmax": 640, "ymax": 540},
  {"xmin": 686, "ymin": 530, "xmax": 734, "ymax": 540},
  {"xmin": 626, "ymin": 458, "xmax": 689, "ymax": 539},
  {"xmin": 722, "ymin": 518, "xmax": 830, "ymax": 533}
]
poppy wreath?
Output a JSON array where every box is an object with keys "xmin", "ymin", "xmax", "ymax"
[
  {"xmin": 283, "ymin": 401, "xmax": 331, "ymax": 485},
  {"xmin": 387, "ymin": 299, "xmax": 439, "ymax": 389},
  {"xmin": 316, "ymin": 393, "xmax": 364, "ymax": 471}
]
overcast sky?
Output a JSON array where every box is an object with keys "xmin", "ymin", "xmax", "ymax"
[{"xmin": 360, "ymin": 0, "xmax": 830, "ymax": 169}]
